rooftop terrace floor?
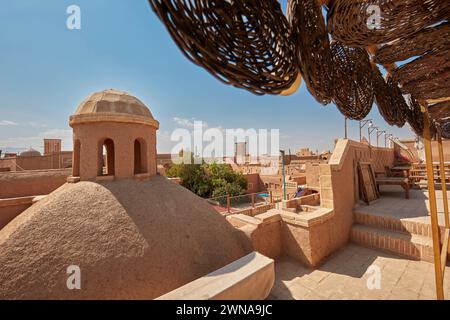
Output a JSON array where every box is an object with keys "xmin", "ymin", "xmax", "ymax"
[
  {"xmin": 356, "ymin": 185, "xmax": 449, "ymax": 227},
  {"xmin": 269, "ymin": 244, "xmax": 450, "ymax": 300}
]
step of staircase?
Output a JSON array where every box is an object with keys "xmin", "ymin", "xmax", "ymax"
[
  {"xmin": 354, "ymin": 210, "xmax": 433, "ymax": 237},
  {"xmin": 351, "ymin": 225, "xmax": 435, "ymax": 263}
]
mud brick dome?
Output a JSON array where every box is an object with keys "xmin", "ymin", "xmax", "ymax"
[
  {"xmin": 69, "ymin": 89, "xmax": 160, "ymax": 180},
  {"xmin": 19, "ymin": 148, "xmax": 41, "ymax": 157},
  {"xmin": 0, "ymin": 89, "xmax": 251, "ymax": 299}
]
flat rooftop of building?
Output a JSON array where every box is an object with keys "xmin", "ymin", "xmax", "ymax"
[
  {"xmin": 355, "ymin": 185, "xmax": 450, "ymax": 227},
  {"xmin": 269, "ymin": 244, "xmax": 450, "ymax": 300}
]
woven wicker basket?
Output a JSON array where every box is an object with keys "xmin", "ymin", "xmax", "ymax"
[
  {"xmin": 148, "ymin": 0, "xmax": 299, "ymax": 95},
  {"xmin": 401, "ymin": 69, "xmax": 450, "ymax": 101},
  {"xmin": 287, "ymin": 0, "xmax": 334, "ymax": 105},
  {"xmin": 405, "ymin": 96, "xmax": 426, "ymax": 136},
  {"xmin": 330, "ymin": 42, "xmax": 374, "ymax": 120},
  {"xmin": 428, "ymin": 101, "xmax": 450, "ymax": 121},
  {"xmin": 391, "ymin": 45, "xmax": 450, "ymax": 84},
  {"xmin": 372, "ymin": 67, "xmax": 407, "ymax": 127},
  {"xmin": 375, "ymin": 22, "xmax": 450, "ymax": 65},
  {"xmin": 327, "ymin": 0, "xmax": 450, "ymax": 47}
]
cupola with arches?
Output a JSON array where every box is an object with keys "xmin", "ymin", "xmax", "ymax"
[{"xmin": 69, "ymin": 89, "xmax": 159, "ymax": 181}]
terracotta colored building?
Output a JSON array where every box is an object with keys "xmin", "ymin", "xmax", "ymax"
[{"xmin": 0, "ymin": 89, "xmax": 262, "ymax": 300}]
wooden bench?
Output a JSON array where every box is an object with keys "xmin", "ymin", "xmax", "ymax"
[{"xmin": 375, "ymin": 177, "xmax": 410, "ymax": 199}]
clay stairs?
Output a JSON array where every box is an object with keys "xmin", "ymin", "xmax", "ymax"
[{"xmin": 351, "ymin": 209, "xmax": 449, "ymax": 263}]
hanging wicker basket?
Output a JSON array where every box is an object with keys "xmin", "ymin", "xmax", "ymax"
[
  {"xmin": 372, "ymin": 67, "xmax": 407, "ymax": 127},
  {"xmin": 327, "ymin": 0, "xmax": 450, "ymax": 47},
  {"xmin": 375, "ymin": 22, "xmax": 450, "ymax": 65},
  {"xmin": 287, "ymin": 0, "xmax": 334, "ymax": 105},
  {"xmin": 392, "ymin": 45, "xmax": 450, "ymax": 87},
  {"xmin": 405, "ymin": 96, "xmax": 426, "ymax": 136},
  {"xmin": 401, "ymin": 69, "xmax": 450, "ymax": 101},
  {"xmin": 148, "ymin": 0, "xmax": 299, "ymax": 95},
  {"xmin": 330, "ymin": 42, "xmax": 374, "ymax": 120},
  {"xmin": 428, "ymin": 101, "xmax": 450, "ymax": 121}
]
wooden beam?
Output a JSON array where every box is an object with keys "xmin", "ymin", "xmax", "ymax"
[
  {"xmin": 427, "ymin": 96, "xmax": 450, "ymax": 105},
  {"xmin": 421, "ymin": 103, "xmax": 445, "ymax": 300},
  {"xmin": 441, "ymin": 228, "xmax": 449, "ymax": 277},
  {"xmin": 437, "ymin": 131, "xmax": 450, "ymax": 229}
]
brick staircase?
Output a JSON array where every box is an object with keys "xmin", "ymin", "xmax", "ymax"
[{"xmin": 351, "ymin": 210, "xmax": 440, "ymax": 263}]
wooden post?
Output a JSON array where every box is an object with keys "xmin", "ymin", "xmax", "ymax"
[
  {"xmin": 437, "ymin": 131, "xmax": 449, "ymax": 229},
  {"xmin": 251, "ymin": 193, "xmax": 255, "ymax": 208},
  {"xmin": 269, "ymin": 191, "xmax": 273, "ymax": 204},
  {"xmin": 421, "ymin": 104, "xmax": 444, "ymax": 300},
  {"xmin": 226, "ymin": 194, "xmax": 230, "ymax": 213}
]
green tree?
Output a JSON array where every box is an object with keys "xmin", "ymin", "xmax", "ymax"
[{"xmin": 166, "ymin": 161, "xmax": 247, "ymax": 198}]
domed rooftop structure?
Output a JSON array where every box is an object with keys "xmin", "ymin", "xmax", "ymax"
[
  {"xmin": 0, "ymin": 89, "xmax": 251, "ymax": 299},
  {"xmin": 19, "ymin": 148, "xmax": 41, "ymax": 157},
  {"xmin": 70, "ymin": 89, "xmax": 159, "ymax": 128},
  {"xmin": 0, "ymin": 175, "xmax": 251, "ymax": 299},
  {"xmin": 69, "ymin": 89, "xmax": 159, "ymax": 180}
]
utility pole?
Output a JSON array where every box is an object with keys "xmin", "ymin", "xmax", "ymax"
[
  {"xmin": 368, "ymin": 124, "xmax": 378, "ymax": 146},
  {"xmin": 377, "ymin": 130, "xmax": 385, "ymax": 147},
  {"xmin": 359, "ymin": 119, "xmax": 372, "ymax": 142},
  {"xmin": 344, "ymin": 117, "xmax": 348, "ymax": 139},
  {"xmin": 280, "ymin": 150, "xmax": 286, "ymax": 201}
]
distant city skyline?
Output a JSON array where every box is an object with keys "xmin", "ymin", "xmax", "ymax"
[{"xmin": 0, "ymin": 0, "xmax": 415, "ymax": 155}]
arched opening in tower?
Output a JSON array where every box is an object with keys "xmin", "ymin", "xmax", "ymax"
[
  {"xmin": 99, "ymin": 138, "xmax": 115, "ymax": 176},
  {"xmin": 134, "ymin": 138, "xmax": 148, "ymax": 174}
]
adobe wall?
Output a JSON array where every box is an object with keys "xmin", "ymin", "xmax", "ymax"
[
  {"xmin": 305, "ymin": 163, "xmax": 320, "ymax": 187},
  {"xmin": 228, "ymin": 212, "xmax": 282, "ymax": 260},
  {"xmin": 0, "ymin": 169, "xmax": 71, "ymax": 199},
  {"xmin": 72, "ymin": 122, "xmax": 157, "ymax": 180},
  {"xmin": 0, "ymin": 196, "xmax": 46, "ymax": 230},
  {"xmin": 278, "ymin": 139, "xmax": 395, "ymax": 267},
  {"xmin": 243, "ymin": 173, "xmax": 263, "ymax": 194},
  {"xmin": 0, "ymin": 153, "xmax": 72, "ymax": 172},
  {"xmin": 399, "ymin": 139, "xmax": 450, "ymax": 163},
  {"xmin": 227, "ymin": 140, "xmax": 396, "ymax": 267},
  {"xmin": 0, "ymin": 158, "xmax": 16, "ymax": 172},
  {"xmin": 317, "ymin": 139, "xmax": 395, "ymax": 257}
]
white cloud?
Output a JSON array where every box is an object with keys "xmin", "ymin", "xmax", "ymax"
[
  {"xmin": 28, "ymin": 121, "xmax": 48, "ymax": 128},
  {"xmin": 173, "ymin": 117, "xmax": 208, "ymax": 129},
  {"xmin": 0, "ymin": 120, "xmax": 18, "ymax": 126}
]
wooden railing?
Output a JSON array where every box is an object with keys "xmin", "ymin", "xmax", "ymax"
[{"xmin": 410, "ymin": 162, "xmax": 450, "ymax": 185}]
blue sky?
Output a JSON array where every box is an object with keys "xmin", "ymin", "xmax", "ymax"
[{"xmin": 0, "ymin": 0, "xmax": 414, "ymax": 154}]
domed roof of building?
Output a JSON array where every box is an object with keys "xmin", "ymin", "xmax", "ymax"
[
  {"xmin": 19, "ymin": 148, "xmax": 41, "ymax": 157},
  {"xmin": 0, "ymin": 175, "xmax": 250, "ymax": 299},
  {"xmin": 70, "ymin": 89, "xmax": 159, "ymax": 128}
]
